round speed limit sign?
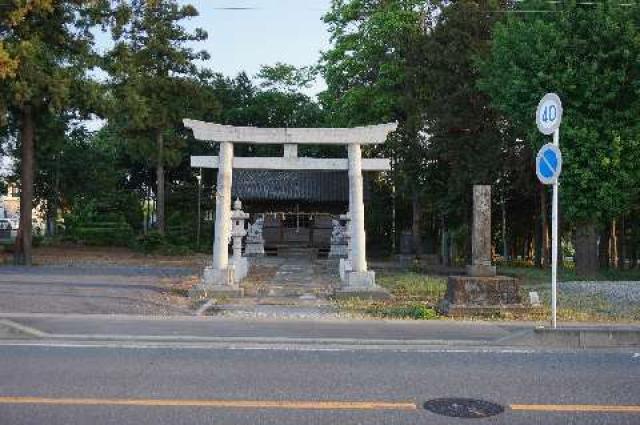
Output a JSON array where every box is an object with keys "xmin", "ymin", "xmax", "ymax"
[{"xmin": 536, "ymin": 93, "xmax": 563, "ymax": 135}]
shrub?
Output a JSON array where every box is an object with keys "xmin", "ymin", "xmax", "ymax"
[
  {"xmin": 134, "ymin": 230, "xmax": 192, "ymax": 256},
  {"xmin": 63, "ymin": 200, "xmax": 135, "ymax": 246}
]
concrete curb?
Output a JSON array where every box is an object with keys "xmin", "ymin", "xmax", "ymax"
[{"xmin": 533, "ymin": 327, "xmax": 640, "ymax": 348}]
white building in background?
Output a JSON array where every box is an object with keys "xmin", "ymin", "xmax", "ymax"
[
  {"xmin": 0, "ymin": 183, "xmax": 20, "ymax": 219},
  {"xmin": 0, "ymin": 183, "xmax": 44, "ymax": 235}
]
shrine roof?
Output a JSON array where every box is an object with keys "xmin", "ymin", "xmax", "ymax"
[{"xmin": 232, "ymin": 170, "xmax": 370, "ymax": 203}]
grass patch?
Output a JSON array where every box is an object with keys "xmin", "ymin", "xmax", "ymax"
[
  {"xmin": 376, "ymin": 272, "xmax": 446, "ymax": 302},
  {"xmin": 169, "ymin": 287, "xmax": 189, "ymax": 297},
  {"xmin": 337, "ymin": 272, "xmax": 446, "ymax": 320}
]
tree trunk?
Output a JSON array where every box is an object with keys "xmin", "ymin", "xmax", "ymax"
[
  {"xmin": 534, "ymin": 216, "xmax": 542, "ymax": 267},
  {"xmin": 631, "ymin": 218, "xmax": 637, "ymax": 269},
  {"xmin": 611, "ymin": 219, "xmax": 618, "ymax": 269},
  {"xmin": 540, "ymin": 185, "xmax": 550, "ymax": 266},
  {"xmin": 441, "ymin": 216, "xmax": 451, "ymax": 266},
  {"xmin": 599, "ymin": 223, "xmax": 611, "ymax": 269},
  {"xmin": 575, "ymin": 222, "xmax": 599, "ymax": 276},
  {"xmin": 411, "ymin": 192, "xmax": 423, "ymax": 255},
  {"xmin": 501, "ymin": 197, "xmax": 508, "ymax": 259},
  {"xmin": 617, "ymin": 216, "xmax": 625, "ymax": 270},
  {"xmin": 46, "ymin": 201, "xmax": 56, "ymax": 237},
  {"xmin": 15, "ymin": 104, "xmax": 35, "ymax": 266},
  {"xmin": 155, "ymin": 128, "xmax": 165, "ymax": 234}
]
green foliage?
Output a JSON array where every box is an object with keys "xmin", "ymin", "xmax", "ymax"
[
  {"xmin": 211, "ymin": 72, "xmax": 325, "ymax": 129},
  {"xmin": 478, "ymin": 1, "xmax": 640, "ymax": 224},
  {"xmin": 63, "ymin": 199, "xmax": 135, "ymax": 246},
  {"xmin": 321, "ymin": 0, "xmax": 428, "ymax": 125},
  {"xmin": 134, "ymin": 230, "xmax": 167, "ymax": 252},
  {"xmin": 134, "ymin": 230, "xmax": 192, "ymax": 255},
  {"xmin": 419, "ymin": 1, "xmax": 507, "ymax": 223},
  {"xmin": 105, "ymin": 0, "xmax": 214, "ymax": 138},
  {"xmin": 377, "ymin": 272, "xmax": 446, "ymax": 301},
  {"xmin": 256, "ymin": 62, "xmax": 318, "ymax": 92},
  {"xmin": 105, "ymin": 0, "xmax": 216, "ymax": 233},
  {"xmin": 0, "ymin": 1, "xmax": 103, "ymax": 113}
]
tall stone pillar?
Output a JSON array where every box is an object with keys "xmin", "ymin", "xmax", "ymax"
[
  {"xmin": 335, "ymin": 144, "xmax": 389, "ymax": 299},
  {"xmin": 466, "ymin": 185, "xmax": 496, "ymax": 277},
  {"xmin": 212, "ymin": 141, "xmax": 233, "ymax": 271},
  {"xmin": 190, "ymin": 141, "xmax": 243, "ymax": 298},
  {"xmin": 348, "ymin": 144, "xmax": 367, "ymax": 273}
]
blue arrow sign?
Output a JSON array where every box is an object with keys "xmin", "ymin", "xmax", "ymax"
[{"xmin": 536, "ymin": 144, "xmax": 562, "ymax": 185}]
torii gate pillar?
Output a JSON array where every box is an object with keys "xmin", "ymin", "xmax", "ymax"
[{"xmin": 191, "ymin": 140, "xmax": 243, "ymax": 297}]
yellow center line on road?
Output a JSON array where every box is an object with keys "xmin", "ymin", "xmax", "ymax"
[
  {"xmin": 0, "ymin": 396, "xmax": 417, "ymax": 411},
  {"xmin": 511, "ymin": 404, "xmax": 640, "ymax": 413}
]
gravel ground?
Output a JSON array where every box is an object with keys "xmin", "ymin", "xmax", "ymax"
[
  {"xmin": 559, "ymin": 281, "xmax": 640, "ymax": 317},
  {"xmin": 0, "ymin": 264, "xmax": 196, "ymax": 315}
]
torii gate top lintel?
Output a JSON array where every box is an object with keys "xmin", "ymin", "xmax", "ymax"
[{"xmin": 183, "ymin": 119, "xmax": 398, "ymax": 145}]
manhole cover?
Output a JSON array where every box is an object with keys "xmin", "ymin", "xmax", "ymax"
[{"xmin": 423, "ymin": 398, "xmax": 504, "ymax": 418}]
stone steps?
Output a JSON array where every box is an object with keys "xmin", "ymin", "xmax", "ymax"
[{"xmin": 276, "ymin": 247, "xmax": 318, "ymax": 258}]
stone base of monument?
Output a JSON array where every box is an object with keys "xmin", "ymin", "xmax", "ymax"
[
  {"xmin": 231, "ymin": 257, "xmax": 249, "ymax": 282},
  {"xmin": 442, "ymin": 275, "xmax": 521, "ymax": 316},
  {"xmin": 334, "ymin": 271, "xmax": 392, "ymax": 300},
  {"xmin": 245, "ymin": 242, "xmax": 265, "ymax": 257},
  {"xmin": 339, "ymin": 258, "xmax": 352, "ymax": 281},
  {"xmin": 329, "ymin": 244, "xmax": 348, "ymax": 258},
  {"xmin": 188, "ymin": 266, "xmax": 244, "ymax": 299}
]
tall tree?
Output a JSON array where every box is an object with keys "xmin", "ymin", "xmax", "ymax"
[
  {"xmin": 0, "ymin": 0, "xmax": 104, "ymax": 264},
  {"xmin": 106, "ymin": 0, "xmax": 210, "ymax": 234},
  {"xmin": 418, "ymin": 0, "xmax": 507, "ymax": 258},
  {"xmin": 321, "ymin": 0, "xmax": 430, "ymax": 253},
  {"xmin": 479, "ymin": 0, "xmax": 640, "ymax": 274}
]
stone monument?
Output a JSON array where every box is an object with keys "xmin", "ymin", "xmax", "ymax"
[
  {"xmin": 245, "ymin": 215, "xmax": 265, "ymax": 257},
  {"xmin": 338, "ymin": 212, "xmax": 352, "ymax": 282},
  {"xmin": 329, "ymin": 218, "xmax": 348, "ymax": 258},
  {"xmin": 444, "ymin": 185, "xmax": 520, "ymax": 315},
  {"xmin": 466, "ymin": 186, "xmax": 496, "ymax": 277}
]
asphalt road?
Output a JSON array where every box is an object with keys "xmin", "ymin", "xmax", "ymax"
[{"xmin": 0, "ymin": 343, "xmax": 638, "ymax": 425}]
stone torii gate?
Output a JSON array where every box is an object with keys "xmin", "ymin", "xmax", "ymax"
[{"xmin": 184, "ymin": 119, "xmax": 397, "ymax": 298}]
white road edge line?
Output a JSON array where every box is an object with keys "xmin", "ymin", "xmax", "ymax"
[
  {"xmin": 0, "ymin": 340, "xmax": 550, "ymax": 353},
  {"xmin": 0, "ymin": 319, "xmax": 49, "ymax": 338}
]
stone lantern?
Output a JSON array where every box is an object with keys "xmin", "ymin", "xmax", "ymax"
[{"xmin": 230, "ymin": 198, "xmax": 249, "ymax": 282}]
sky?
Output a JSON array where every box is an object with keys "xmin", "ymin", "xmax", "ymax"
[
  {"xmin": 94, "ymin": 0, "xmax": 333, "ymax": 95},
  {"xmin": 185, "ymin": 0, "xmax": 332, "ymax": 94}
]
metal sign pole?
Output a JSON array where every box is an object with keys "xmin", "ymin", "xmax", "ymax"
[
  {"xmin": 551, "ymin": 129, "xmax": 559, "ymax": 328},
  {"xmin": 536, "ymin": 93, "xmax": 563, "ymax": 329}
]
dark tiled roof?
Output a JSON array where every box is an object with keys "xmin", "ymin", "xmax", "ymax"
[{"xmin": 232, "ymin": 170, "xmax": 350, "ymax": 202}]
